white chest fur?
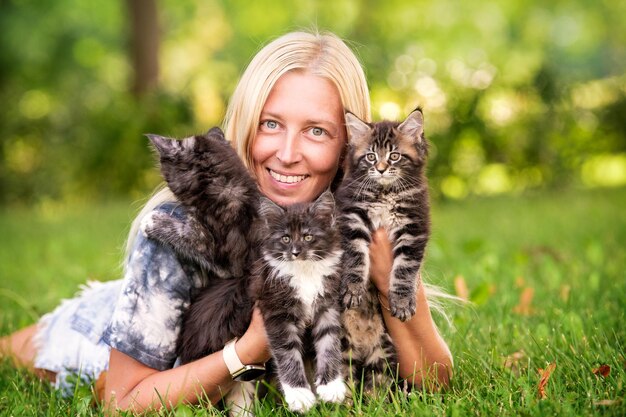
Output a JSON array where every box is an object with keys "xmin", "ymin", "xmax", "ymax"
[{"xmin": 267, "ymin": 251, "xmax": 341, "ymax": 318}]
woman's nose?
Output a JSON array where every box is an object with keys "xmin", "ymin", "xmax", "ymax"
[{"xmin": 275, "ymin": 131, "xmax": 302, "ymax": 164}]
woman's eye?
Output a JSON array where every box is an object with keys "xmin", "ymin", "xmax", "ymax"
[
  {"xmin": 389, "ymin": 152, "xmax": 401, "ymax": 162},
  {"xmin": 303, "ymin": 234, "xmax": 313, "ymax": 242},
  {"xmin": 311, "ymin": 127, "xmax": 325, "ymax": 137},
  {"xmin": 281, "ymin": 235, "xmax": 291, "ymax": 243},
  {"xmin": 365, "ymin": 153, "xmax": 377, "ymax": 162},
  {"xmin": 262, "ymin": 120, "xmax": 279, "ymax": 130}
]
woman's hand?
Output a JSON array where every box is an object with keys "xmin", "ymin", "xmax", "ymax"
[
  {"xmin": 368, "ymin": 229, "xmax": 453, "ymax": 390},
  {"xmin": 369, "ymin": 228, "xmax": 393, "ymax": 297},
  {"xmin": 236, "ymin": 306, "xmax": 271, "ymax": 365}
]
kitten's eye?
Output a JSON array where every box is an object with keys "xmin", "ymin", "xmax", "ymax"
[
  {"xmin": 303, "ymin": 234, "xmax": 313, "ymax": 242},
  {"xmin": 365, "ymin": 153, "xmax": 377, "ymax": 162},
  {"xmin": 389, "ymin": 152, "xmax": 401, "ymax": 162},
  {"xmin": 281, "ymin": 236, "xmax": 291, "ymax": 243}
]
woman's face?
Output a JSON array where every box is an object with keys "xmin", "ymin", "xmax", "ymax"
[{"xmin": 251, "ymin": 71, "xmax": 346, "ymax": 206}]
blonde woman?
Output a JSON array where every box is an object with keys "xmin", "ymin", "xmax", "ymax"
[{"xmin": 1, "ymin": 31, "xmax": 452, "ymax": 412}]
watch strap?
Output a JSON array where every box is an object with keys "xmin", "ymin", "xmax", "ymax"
[{"xmin": 223, "ymin": 337, "xmax": 245, "ymax": 376}]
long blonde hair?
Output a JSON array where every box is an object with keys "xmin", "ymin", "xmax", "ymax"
[{"xmin": 125, "ymin": 30, "xmax": 370, "ymax": 257}]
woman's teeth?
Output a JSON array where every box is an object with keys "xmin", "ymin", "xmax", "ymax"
[{"xmin": 269, "ymin": 170, "xmax": 307, "ymax": 184}]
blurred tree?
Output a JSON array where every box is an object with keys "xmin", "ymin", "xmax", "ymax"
[{"xmin": 127, "ymin": 0, "xmax": 159, "ymax": 96}]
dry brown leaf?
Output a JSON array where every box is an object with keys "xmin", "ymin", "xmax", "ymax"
[
  {"xmin": 537, "ymin": 362, "xmax": 556, "ymax": 399},
  {"xmin": 593, "ymin": 399, "xmax": 620, "ymax": 406},
  {"xmin": 592, "ymin": 364, "xmax": 611, "ymax": 377},
  {"xmin": 513, "ymin": 287, "xmax": 535, "ymax": 315},
  {"xmin": 454, "ymin": 275, "xmax": 469, "ymax": 301}
]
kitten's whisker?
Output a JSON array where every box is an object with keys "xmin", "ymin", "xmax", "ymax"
[
  {"xmin": 353, "ymin": 174, "xmax": 374, "ymax": 200},
  {"xmin": 310, "ymin": 253, "xmax": 325, "ymax": 262}
]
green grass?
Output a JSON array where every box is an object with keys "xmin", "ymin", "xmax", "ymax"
[
  {"xmin": 1, "ymin": 188, "xmax": 624, "ymax": 416},
  {"xmin": 0, "ymin": 199, "xmax": 136, "ymax": 329}
]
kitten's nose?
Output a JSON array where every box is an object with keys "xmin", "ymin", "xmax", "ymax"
[
  {"xmin": 291, "ymin": 248, "xmax": 301, "ymax": 258},
  {"xmin": 376, "ymin": 162, "xmax": 387, "ymax": 174}
]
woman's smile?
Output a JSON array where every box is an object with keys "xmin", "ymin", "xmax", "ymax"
[{"xmin": 267, "ymin": 169, "xmax": 309, "ymax": 185}]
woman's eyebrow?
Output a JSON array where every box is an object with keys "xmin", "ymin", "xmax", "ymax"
[
  {"xmin": 259, "ymin": 111, "xmax": 283, "ymax": 120},
  {"xmin": 305, "ymin": 117, "xmax": 338, "ymax": 126}
]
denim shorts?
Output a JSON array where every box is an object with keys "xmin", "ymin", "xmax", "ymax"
[{"xmin": 33, "ymin": 279, "xmax": 122, "ymax": 395}]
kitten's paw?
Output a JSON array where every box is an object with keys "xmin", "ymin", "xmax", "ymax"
[
  {"xmin": 283, "ymin": 385, "xmax": 316, "ymax": 413},
  {"xmin": 388, "ymin": 291, "xmax": 416, "ymax": 322},
  {"xmin": 316, "ymin": 377, "xmax": 346, "ymax": 403},
  {"xmin": 342, "ymin": 283, "xmax": 366, "ymax": 309},
  {"xmin": 139, "ymin": 212, "xmax": 156, "ymax": 237}
]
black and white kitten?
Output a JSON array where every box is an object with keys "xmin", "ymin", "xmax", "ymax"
[
  {"xmin": 142, "ymin": 130, "xmax": 346, "ymax": 413},
  {"xmin": 255, "ymin": 192, "xmax": 346, "ymax": 412},
  {"xmin": 337, "ymin": 108, "xmax": 431, "ymax": 387}
]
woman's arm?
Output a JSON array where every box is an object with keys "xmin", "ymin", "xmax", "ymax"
[
  {"xmin": 369, "ymin": 228, "xmax": 453, "ymax": 390},
  {"xmin": 104, "ymin": 308, "xmax": 270, "ymax": 413}
]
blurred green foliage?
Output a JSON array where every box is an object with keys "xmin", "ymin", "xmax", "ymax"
[{"xmin": 1, "ymin": 0, "xmax": 625, "ymax": 205}]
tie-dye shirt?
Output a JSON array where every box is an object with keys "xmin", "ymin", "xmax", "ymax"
[{"xmin": 102, "ymin": 203, "xmax": 205, "ymax": 370}]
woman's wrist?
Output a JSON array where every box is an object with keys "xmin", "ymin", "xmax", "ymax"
[
  {"xmin": 234, "ymin": 335, "xmax": 269, "ymax": 365},
  {"xmin": 234, "ymin": 338, "xmax": 254, "ymax": 365},
  {"xmin": 372, "ymin": 279, "xmax": 389, "ymax": 297},
  {"xmin": 377, "ymin": 291, "xmax": 391, "ymax": 312}
]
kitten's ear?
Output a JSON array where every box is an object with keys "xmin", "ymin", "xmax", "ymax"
[
  {"xmin": 398, "ymin": 108, "xmax": 424, "ymax": 143},
  {"xmin": 146, "ymin": 134, "xmax": 177, "ymax": 156},
  {"xmin": 311, "ymin": 190, "xmax": 336, "ymax": 224},
  {"xmin": 205, "ymin": 126, "xmax": 227, "ymax": 142},
  {"xmin": 258, "ymin": 197, "xmax": 284, "ymax": 222},
  {"xmin": 147, "ymin": 134, "xmax": 198, "ymax": 156},
  {"xmin": 195, "ymin": 127, "xmax": 227, "ymax": 153},
  {"xmin": 345, "ymin": 111, "xmax": 372, "ymax": 148}
]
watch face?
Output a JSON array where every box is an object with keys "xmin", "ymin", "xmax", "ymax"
[{"xmin": 233, "ymin": 365, "xmax": 266, "ymax": 382}]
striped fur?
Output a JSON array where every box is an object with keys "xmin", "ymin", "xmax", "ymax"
[
  {"xmin": 337, "ymin": 108, "xmax": 430, "ymax": 389},
  {"xmin": 256, "ymin": 191, "xmax": 346, "ymax": 412}
]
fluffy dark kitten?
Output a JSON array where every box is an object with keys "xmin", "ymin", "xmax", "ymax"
[
  {"xmin": 143, "ymin": 128, "xmax": 263, "ymax": 366},
  {"xmin": 144, "ymin": 127, "xmax": 261, "ymax": 282},
  {"xmin": 256, "ymin": 192, "xmax": 345, "ymax": 412},
  {"xmin": 337, "ymin": 108, "xmax": 430, "ymax": 387}
]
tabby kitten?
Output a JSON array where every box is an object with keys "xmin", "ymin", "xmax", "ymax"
[
  {"xmin": 255, "ymin": 192, "xmax": 346, "ymax": 413},
  {"xmin": 337, "ymin": 108, "xmax": 430, "ymax": 386}
]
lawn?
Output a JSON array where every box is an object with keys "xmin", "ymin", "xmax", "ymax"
[{"xmin": 0, "ymin": 188, "xmax": 624, "ymax": 416}]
